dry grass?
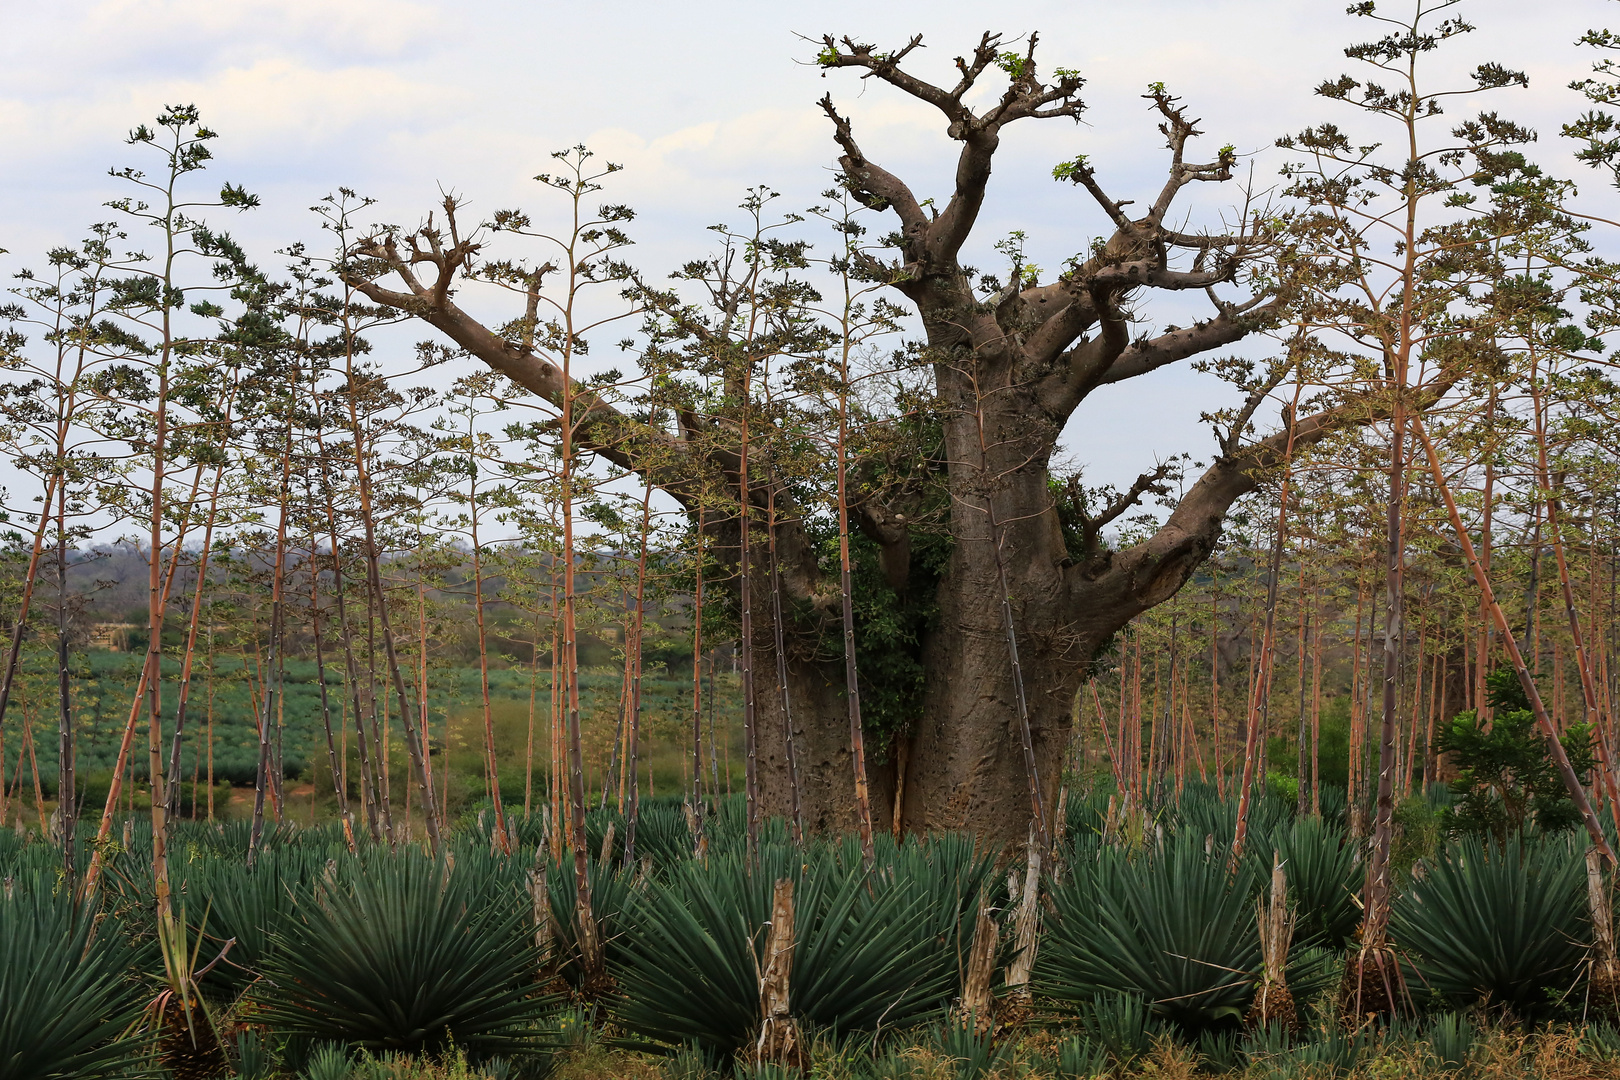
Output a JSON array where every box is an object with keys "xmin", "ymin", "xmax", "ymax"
[
  {"xmin": 306, "ymin": 1021, "xmax": 1620, "ymax": 1080},
  {"xmin": 501, "ymin": 1023, "xmax": 1620, "ymax": 1080},
  {"xmin": 548, "ymin": 1044, "xmax": 666, "ymax": 1080},
  {"xmin": 346, "ymin": 1048, "xmax": 504, "ymax": 1080}
]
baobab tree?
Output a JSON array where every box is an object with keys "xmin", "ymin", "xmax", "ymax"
[{"xmin": 350, "ymin": 33, "xmax": 1394, "ymax": 847}]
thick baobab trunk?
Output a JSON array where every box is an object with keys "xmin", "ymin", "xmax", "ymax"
[
  {"xmin": 886, "ymin": 376, "xmax": 1069, "ymax": 845},
  {"xmin": 752, "ymin": 615, "xmax": 883, "ymax": 835},
  {"xmin": 905, "ymin": 569, "xmax": 1072, "ymax": 839},
  {"xmin": 747, "ymin": 390, "xmax": 1293, "ymax": 850},
  {"xmin": 747, "ymin": 383, "xmax": 1076, "ymax": 847},
  {"xmin": 889, "ymin": 378, "xmax": 1230, "ymax": 849}
]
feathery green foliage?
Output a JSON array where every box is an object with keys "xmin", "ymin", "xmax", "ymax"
[
  {"xmin": 183, "ymin": 843, "xmax": 328, "ymax": 996},
  {"xmin": 1439, "ymin": 668, "xmax": 1596, "ymax": 842}
]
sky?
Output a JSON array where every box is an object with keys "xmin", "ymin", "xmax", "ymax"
[{"xmin": 1, "ymin": 0, "xmax": 1615, "ymax": 504}]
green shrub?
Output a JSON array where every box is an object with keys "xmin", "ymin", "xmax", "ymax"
[
  {"xmin": 1391, "ymin": 833, "xmax": 1587, "ymax": 1019},
  {"xmin": 254, "ymin": 853, "xmax": 554, "ymax": 1058},
  {"xmin": 612, "ymin": 835, "xmax": 989, "ymax": 1057},
  {"xmin": 1438, "ymin": 667, "xmax": 1596, "ymax": 842},
  {"xmin": 1038, "ymin": 832, "xmax": 1259, "ymax": 1034},
  {"xmin": 1247, "ymin": 814, "xmax": 1359, "ymax": 950},
  {"xmin": 0, "ymin": 880, "xmax": 149, "ymax": 1080}
]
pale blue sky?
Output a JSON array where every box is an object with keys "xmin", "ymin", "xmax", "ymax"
[{"xmin": 1, "ymin": 0, "xmax": 1614, "ymax": 499}]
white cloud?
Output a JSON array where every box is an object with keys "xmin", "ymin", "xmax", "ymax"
[
  {"xmin": 3, "ymin": 0, "xmax": 1617, "ymax": 491},
  {"xmin": 77, "ymin": 0, "xmax": 441, "ymax": 61}
]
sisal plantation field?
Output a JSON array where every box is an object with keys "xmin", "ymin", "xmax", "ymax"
[
  {"xmin": 7, "ymin": 0, "xmax": 1620, "ymax": 1077},
  {"xmin": 0, "ymin": 648, "xmax": 744, "ymax": 823}
]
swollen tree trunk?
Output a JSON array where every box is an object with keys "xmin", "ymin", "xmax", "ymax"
[
  {"xmin": 900, "ymin": 376, "xmax": 1072, "ymax": 846},
  {"xmin": 812, "ymin": 50, "xmax": 1320, "ymax": 850},
  {"xmin": 351, "ymin": 62, "xmax": 1353, "ymax": 847},
  {"xmin": 973, "ymin": 381, "xmax": 1048, "ymax": 852}
]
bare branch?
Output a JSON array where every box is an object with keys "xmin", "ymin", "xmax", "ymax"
[{"xmin": 1099, "ymin": 295, "xmax": 1286, "ymax": 385}]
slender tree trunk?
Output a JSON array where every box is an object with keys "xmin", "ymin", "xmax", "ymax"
[
  {"xmin": 144, "ymin": 240, "xmax": 176, "ymax": 923},
  {"xmin": 310, "ymin": 528, "xmax": 358, "ymax": 852},
  {"xmin": 1212, "ymin": 572, "xmax": 1223, "ymax": 797},
  {"xmin": 834, "ymin": 346, "xmax": 874, "ymax": 858},
  {"xmin": 1348, "ymin": 578, "xmax": 1367, "ymax": 840},
  {"xmin": 1478, "ymin": 392, "xmax": 1496, "ymax": 719},
  {"xmin": 1311, "ymin": 619, "xmax": 1323, "ymax": 814},
  {"xmin": 24, "ymin": 707, "xmax": 47, "ymax": 836},
  {"xmin": 765, "ymin": 483, "xmax": 804, "ymax": 844},
  {"xmin": 0, "ymin": 475, "xmax": 60, "ymax": 748},
  {"xmin": 54, "ymin": 479, "xmax": 75, "ymax": 884},
  {"xmin": 1234, "ymin": 383, "xmax": 1303, "ymax": 861},
  {"xmin": 1296, "ymin": 571, "xmax": 1310, "ymax": 817},
  {"xmin": 1360, "ymin": 305, "xmax": 1412, "ymax": 958},
  {"xmin": 1532, "ymin": 369, "xmax": 1620, "ymax": 830},
  {"xmin": 1523, "ymin": 502, "xmax": 1544, "ymax": 667},
  {"xmin": 737, "ymin": 368, "xmax": 760, "ymax": 857},
  {"xmin": 340, "ymin": 295, "xmax": 439, "ymax": 852},
  {"xmin": 554, "ymin": 243, "xmax": 603, "ymax": 988},
  {"xmin": 690, "ymin": 507, "xmax": 707, "ymax": 850},
  {"xmin": 1424, "ymin": 644, "xmax": 1440, "ymax": 792},
  {"xmin": 467, "ymin": 446, "xmax": 510, "ymax": 853},
  {"xmin": 249, "ymin": 438, "xmax": 296, "ymax": 865},
  {"xmin": 624, "ymin": 472, "xmax": 655, "ymax": 865},
  {"xmin": 164, "ymin": 457, "xmax": 229, "ymax": 820},
  {"xmin": 82, "ymin": 518, "xmax": 195, "ymax": 897},
  {"xmin": 313, "ymin": 425, "xmax": 386, "ymax": 843},
  {"xmin": 415, "ymin": 523, "xmax": 435, "ymax": 827},
  {"xmin": 1412, "ymin": 414, "xmax": 1614, "ymax": 861},
  {"xmin": 206, "ymin": 619, "xmax": 215, "ymax": 820},
  {"xmin": 525, "ymin": 583, "xmax": 542, "ymax": 819}
]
